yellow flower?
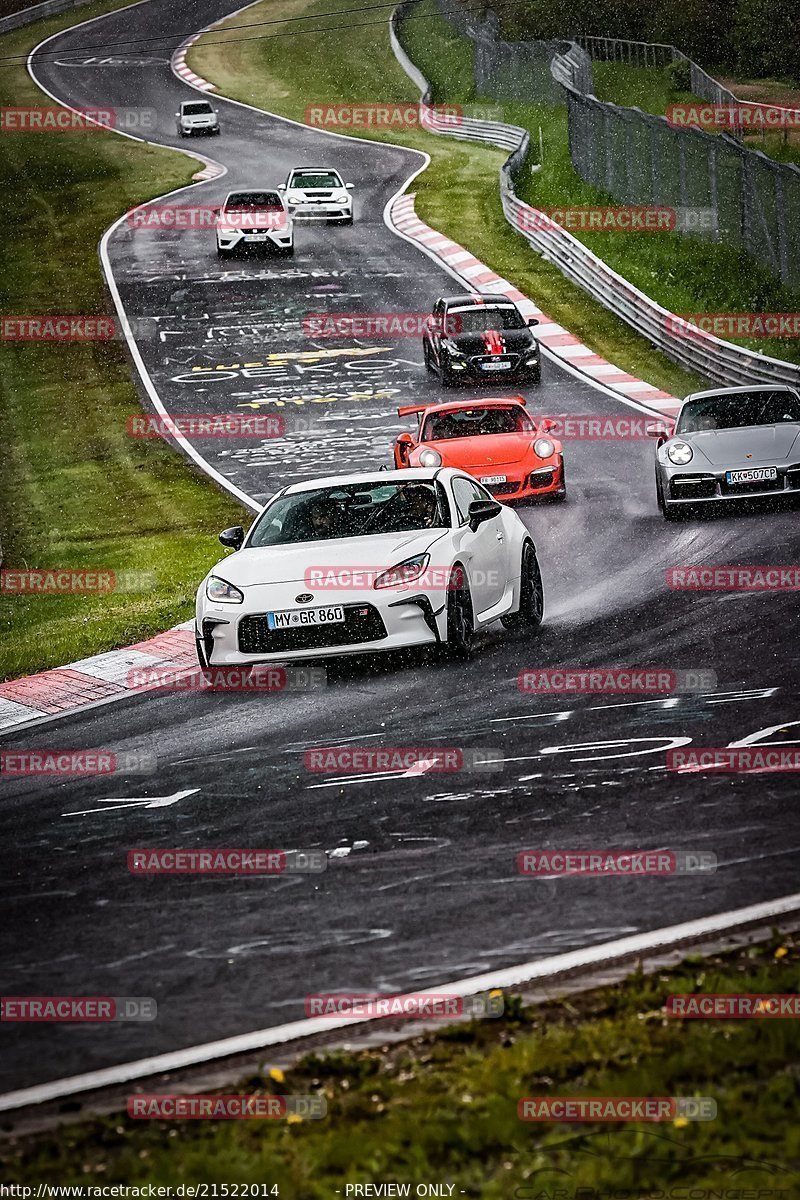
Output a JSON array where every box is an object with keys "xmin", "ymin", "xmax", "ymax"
[
  {"xmin": 286, "ymin": 1114, "xmax": 303, "ymax": 1125},
  {"xmin": 269, "ymin": 1067, "xmax": 285, "ymax": 1083},
  {"xmin": 673, "ymin": 1116, "xmax": 689, "ymax": 1129},
  {"xmin": 774, "ymin": 947, "xmax": 788, "ymax": 959}
]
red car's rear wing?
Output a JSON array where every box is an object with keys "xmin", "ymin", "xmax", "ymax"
[
  {"xmin": 397, "ymin": 396, "xmax": 527, "ymax": 419},
  {"xmin": 397, "ymin": 404, "xmax": 430, "ymax": 418}
]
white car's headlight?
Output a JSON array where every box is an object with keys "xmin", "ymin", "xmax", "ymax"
[
  {"xmin": 333, "ymin": 192, "xmax": 349, "ymax": 204},
  {"xmin": 206, "ymin": 575, "xmax": 244, "ymax": 603},
  {"xmin": 533, "ymin": 437, "xmax": 554, "ymax": 458},
  {"xmin": 418, "ymin": 448, "xmax": 442, "ymax": 467},
  {"xmin": 667, "ymin": 441, "xmax": 694, "ymax": 465},
  {"xmin": 287, "ymin": 192, "xmax": 303, "ymax": 204},
  {"xmin": 374, "ymin": 554, "xmax": 430, "ymax": 590}
]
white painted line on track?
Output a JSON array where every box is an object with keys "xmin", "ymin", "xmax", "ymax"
[{"xmin": 1, "ymin": 891, "xmax": 798, "ymax": 1113}]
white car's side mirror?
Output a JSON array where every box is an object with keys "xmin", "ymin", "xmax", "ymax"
[
  {"xmin": 345, "ymin": 183, "xmax": 353, "ymax": 189},
  {"xmin": 278, "ymin": 183, "xmax": 286, "ymax": 190}
]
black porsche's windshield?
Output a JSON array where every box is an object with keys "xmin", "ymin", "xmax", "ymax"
[
  {"xmin": 448, "ymin": 305, "xmax": 526, "ymax": 332},
  {"xmin": 677, "ymin": 391, "xmax": 800, "ymax": 433},
  {"xmin": 422, "ymin": 406, "xmax": 534, "ymax": 441},
  {"xmin": 248, "ymin": 481, "xmax": 450, "ymax": 546}
]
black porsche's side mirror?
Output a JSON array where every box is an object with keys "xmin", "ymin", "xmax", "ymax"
[
  {"xmin": 218, "ymin": 526, "xmax": 244, "ymax": 550},
  {"xmin": 527, "ymin": 317, "xmax": 539, "ymax": 326},
  {"xmin": 468, "ymin": 499, "xmax": 502, "ymax": 531}
]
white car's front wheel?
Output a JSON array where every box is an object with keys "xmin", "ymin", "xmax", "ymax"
[
  {"xmin": 440, "ymin": 564, "xmax": 474, "ymax": 660},
  {"xmin": 501, "ymin": 541, "xmax": 543, "ymax": 631}
]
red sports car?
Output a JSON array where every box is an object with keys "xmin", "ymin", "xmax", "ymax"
[{"xmin": 393, "ymin": 396, "xmax": 565, "ymax": 502}]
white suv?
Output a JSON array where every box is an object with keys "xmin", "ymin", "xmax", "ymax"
[
  {"xmin": 216, "ymin": 190, "xmax": 294, "ymax": 258},
  {"xmin": 176, "ymin": 100, "xmax": 220, "ymax": 136},
  {"xmin": 279, "ymin": 167, "xmax": 353, "ymax": 223}
]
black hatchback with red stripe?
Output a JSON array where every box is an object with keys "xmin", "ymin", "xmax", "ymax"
[{"xmin": 422, "ymin": 293, "xmax": 541, "ymax": 388}]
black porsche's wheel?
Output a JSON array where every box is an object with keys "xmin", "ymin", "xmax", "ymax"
[
  {"xmin": 440, "ymin": 565, "xmax": 474, "ymax": 660},
  {"xmin": 501, "ymin": 541, "xmax": 544, "ymax": 631}
]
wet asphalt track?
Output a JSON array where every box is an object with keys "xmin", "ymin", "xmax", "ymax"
[{"xmin": 1, "ymin": 0, "xmax": 799, "ymax": 1092}]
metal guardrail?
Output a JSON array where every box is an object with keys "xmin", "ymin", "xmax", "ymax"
[{"xmin": 390, "ymin": 2, "xmax": 800, "ymax": 389}]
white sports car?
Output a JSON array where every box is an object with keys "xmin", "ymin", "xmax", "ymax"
[
  {"xmin": 216, "ymin": 190, "xmax": 294, "ymax": 257},
  {"xmin": 195, "ymin": 468, "xmax": 543, "ymax": 666},
  {"xmin": 278, "ymin": 166, "xmax": 353, "ymax": 223}
]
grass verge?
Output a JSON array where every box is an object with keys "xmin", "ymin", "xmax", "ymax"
[
  {"xmin": 0, "ymin": 2, "xmax": 249, "ymax": 681},
  {"xmin": 3, "ymin": 933, "xmax": 798, "ymax": 1191}
]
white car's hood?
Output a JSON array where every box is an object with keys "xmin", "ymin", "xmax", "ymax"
[{"xmin": 214, "ymin": 530, "xmax": 447, "ymax": 588}]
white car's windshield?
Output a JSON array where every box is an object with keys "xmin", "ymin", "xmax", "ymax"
[
  {"xmin": 183, "ymin": 103, "xmax": 213, "ymax": 115},
  {"xmin": 422, "ymin": 406, "xmax": 534, "ymax": 441},
  {"xmin": 248, "ymin": 482, "xmax": 450, "ymax": 546},
  {"xmin": 224, "ymin": 192, "xmax": 283, "ymax": 211},
  {"xmin": 289, "ymin": 172, "xmax": 342, "ymax": 189},
  {"xmin": 677, "ymin": 391, "xmax": 800, "ymax": 433}
]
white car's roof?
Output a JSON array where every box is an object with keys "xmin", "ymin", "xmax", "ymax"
[
  {"xmin": 288, "ymin": 166, "xmax": 343, "ymax": 176},
  {"xmin": 284, "ymin": 467, "xmax": 456, "ymax": 494}
]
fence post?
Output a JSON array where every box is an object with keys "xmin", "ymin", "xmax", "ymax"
[
  {"xmin": 773, "ymin": 169, "xmax": 790, "ymax": 283},
  {"xmin": 708, "ymin": 140, "xmax": 720, "ymax": 243}
]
